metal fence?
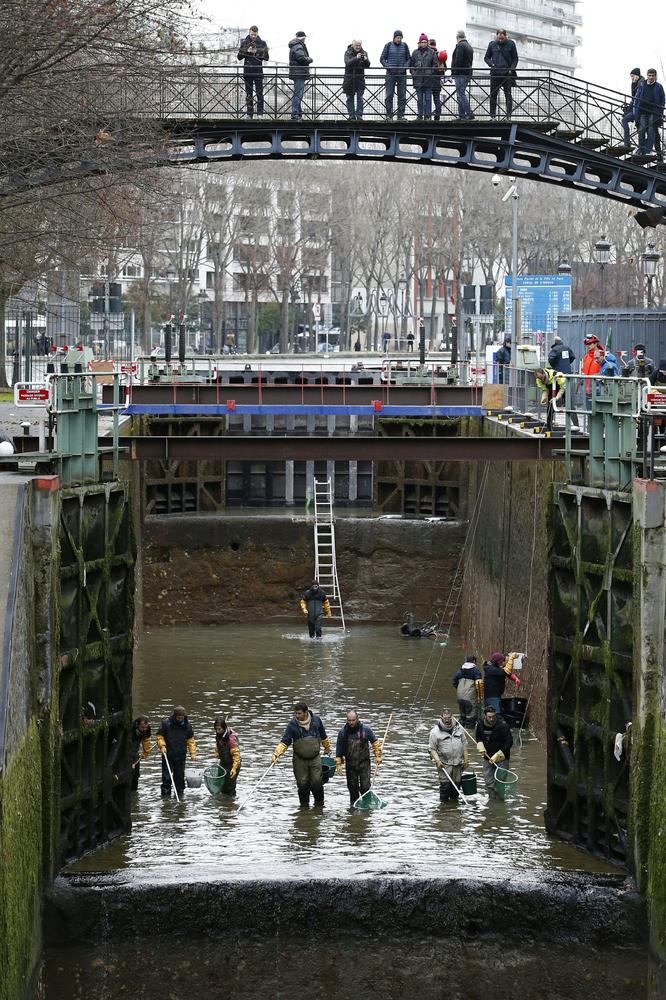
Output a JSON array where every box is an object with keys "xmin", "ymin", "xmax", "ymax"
[{"xmin": 90, "ymin": 66, "xmax": 660, "ymax": 152}]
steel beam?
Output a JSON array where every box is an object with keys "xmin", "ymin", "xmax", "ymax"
[
  {"xmin": 129, "ymin": 435, "xmax": 572, "ymax": 462},
  {"xmin": 105, "ymin": 383, "xmax": 479, "ymax": 407}
]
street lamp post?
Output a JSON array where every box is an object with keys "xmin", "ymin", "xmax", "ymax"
[
  {"xmin": 594, "ymin": 235, "xmax": 611, "ymax": 309},
  {"xmin": 558, "ymin": 259, "xmax": 572, "ymax": 277},
  {"xmin": 493, "ymin": 175, "xmax": 520, "ymax": 376},
  {"xmin": 198, "ymin": 288, "xmax": 209, "ymax": 352},
  {"xmin": 164, "ymin": 264, "xmax": 177, "ymax": 362},
  {"xmin": 397, "ymin": 274, "xmax": 408, "ymax": 350},
  {"xmin": 641, "ymin": 243, "xmax": 660, "ymax": 308}
]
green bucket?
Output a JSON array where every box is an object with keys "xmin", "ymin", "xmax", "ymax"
[
  {"xmin": 461, "ymin": 771, "xmax": 477, "ymax": 795},
  {"xmin": 203, "ymin": 763, "xmax": 227, "ymax": 796},
  {"xmin": 321, "ymin": 755, "xmax": 336, "ymax": 784},
  {"xmin": 494, "ymin": 766, "xmax": 518, "ymax": 800}
]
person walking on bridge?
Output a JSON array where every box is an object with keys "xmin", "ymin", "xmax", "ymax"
[
  {"xmin": 156, "ymin": 706, "xmax": 197, "ymax": 798},
  {"xmin": 288, "ymin": 31, "xmax": 313, "ymax": 120},
  {"xmin": 272, "ymin": 701, "xmax": 332, "ymax": 807},
  {"xmin": 476, "ymin": 704, "xmax": 513, "ymax": 793},
  {"xmin": 300, "ymin": 579, "xmax": 332, "ymax": 638},
  {"xmin": 335, "ymin": 709, "xmax": 382, "ymax": 805},
  {"xmin": 237, "ymin": 26, "xmax": 269, "ymax": 118},
  {"xmin": 131, "ymin": 715, "xmax": 153, "ymax": 791},
  {"xmin": 343, "ymin": 40, "xmax": 370, "ymax": 120},
  {"xmin": 484, "ymin": 28, "xmax": 518, "ymax": 119},
  {"xmin": 213, "ymin": 716, "xmax": 241, "ymax": 795},
  {"xmin": 429, "ymin": 708, "xmax": 468, "ymax": 801},
  {"xmin": 380, "ymin": 30, "xmax": 411, "ymax": 120}
]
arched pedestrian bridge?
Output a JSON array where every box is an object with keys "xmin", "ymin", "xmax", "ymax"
[{"xmin": 8, "ymin": 66, "xmax": 666, "ymax": 221}]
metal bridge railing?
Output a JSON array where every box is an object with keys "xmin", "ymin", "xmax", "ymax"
[{"xmin": 90, "ymin": 66, "xmax": 662, "ymax": 153}]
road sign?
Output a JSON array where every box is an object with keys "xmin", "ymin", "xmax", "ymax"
[
  {"xmin": 14, "ymin": 384, "xmax": 49, "ymax": 405},
  {"xmin": 644, "ymin": 389, "xmax": 666, "ymax": 412},
  {"xmin": 120, "ymin": 363, "xmax": 137, "ymax": 374},
  {"xmin": 312, "ymin": 302, "xmax": 321, "ymax": 321},
  {"xmin": 505, "ymin": 274, "xmax": 572, "ymax": 343}
]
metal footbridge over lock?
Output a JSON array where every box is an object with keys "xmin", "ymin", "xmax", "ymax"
[{"xmin": 5, "ymin": 66, "xmax": 666, "ymax": 221}]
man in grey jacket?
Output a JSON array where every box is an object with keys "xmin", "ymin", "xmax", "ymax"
[
  {"xmin": 484, "ymin": 28, "xmax": 518, "ymax": 118},
  {"xmin": 429, "ymin": 709, "xmax": 468, "ymax": 801}
]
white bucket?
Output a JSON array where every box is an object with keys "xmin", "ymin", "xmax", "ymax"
[{"xmin": 185, "ymin": 764, "xmax": 204, "ymax": 788}]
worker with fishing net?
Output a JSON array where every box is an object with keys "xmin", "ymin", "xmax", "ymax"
[
  {"xmin": 272, "ymin": 701, "xmax": 332, "ymax": 807},
  {"xmin": 429, "ymin": 708, "xmax": 469, "ymax": 801},
  {"xmin": 335, "ymin": 709, "xmax": 383, "ymax": 806}
]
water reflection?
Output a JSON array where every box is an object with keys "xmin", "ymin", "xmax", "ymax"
[{"xmin": 68, "ymin": 624, "xmax": 615, "ymax": 878}]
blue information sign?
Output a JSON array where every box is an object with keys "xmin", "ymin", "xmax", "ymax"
[{"xmin": 505, "ymin": 275, "xmax": 572, "ymax": 346}]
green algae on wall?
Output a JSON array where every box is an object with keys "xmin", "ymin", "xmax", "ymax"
[{"xmin": 0, "ymin": 719, "xmax": 43, "ymax": 1000}]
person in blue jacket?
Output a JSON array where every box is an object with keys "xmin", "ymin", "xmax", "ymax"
[
  {"xmin": 272, "ymin": 701, "xmax": 332, "ymax": 807},
  {"xmin": 335, "ymin": 709, "xmax": 382, "ymax": 805},
  {"xmin": 548, "ymin": 336, "xmax": 576, "ymax": 375},
  {"xmin": 634, "ymin": 69, "xmax": 665, "ymax": 157},
  {"xmin": 288, "ymin": 31, "xmax": 313, "ymax": 120},
  {"xmin": 380, "ymin": 29, "xmax": 411, "ymax": 119}
]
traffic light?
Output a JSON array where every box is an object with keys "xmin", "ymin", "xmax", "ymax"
[
  {"xmin": 462, "ymin": 284, "xmax": 476, "ymax": 313},
  {"xmin": 480, "ymin": 284, "xmax": 494, "ymax": 314}
]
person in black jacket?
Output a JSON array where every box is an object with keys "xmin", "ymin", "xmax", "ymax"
[
  {"xmin": 475, "ymin": 704, "xmax": 513, "ymax": 792},
  {"xmin": 343, "ymin": 40, "xmax": 370, "ymax": 120},
  {"xmin": 548, "ymin": 335, "xmax": 576, "ymax": 375},
  {"xmin": 495, "ymin": 335, "xmax": 511, "ymax": 383},
  {"xmin": 451, "ymin": 29, "xmax": 474, "ymax": 119},
  {"xmin": 621, "ymin": 69, "xmax": 643, "ymax": 150},
  {"xmin": 482, "ymin": 652, "xmax": 508, "ymax": 712},
  {"xmin": 335, "ymin": 710, "xmax": 382, "ymax": 805},
  {"xmin": 299, "ymin": 580, "xmax": 332, "ymax": 638},
  {"xmin": 484, "ymin": 28, "xmax": 518, "ymax": 118},
  {"xmin": 288, "ymin": 31, "xmax": 313, "ymax": 120},
  {"xmin": 156, "ymin": 706, "xmax": 197, "ymax": 797},
  {"xmin": 410, "ymin": 34, "xmax": 438, "ymax": 120},
  {"xmin": 237, "ymin": 26, "xmax": 269, "ymax": 118}
]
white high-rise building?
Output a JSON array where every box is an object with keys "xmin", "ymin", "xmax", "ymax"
[{"xmin": 466, "ymin": 0, "xmax": 582, "ymax": 76}]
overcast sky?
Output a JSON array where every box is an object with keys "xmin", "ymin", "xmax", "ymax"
[{"xmin": 204, "ymin": 1, "xmax": 665, "ymax": 96}]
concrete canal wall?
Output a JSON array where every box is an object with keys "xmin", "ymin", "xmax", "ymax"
[{"xmin": 140, "ymin": 515, "xmax": 466, "ymax": 626}]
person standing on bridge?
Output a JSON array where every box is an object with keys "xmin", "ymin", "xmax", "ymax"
[
  {"xmin": 380, "ymin": 30, "xmax": 411, "ymax": 120},
  {"xmin": 300, "ymin": 579, "xmax": 332, "ymax": 638},
  {"xmin": 410, "ymin": 34, "xmax": 438, "ymax": 120},
  {"xmin": 213, "ymin": 716, "xmax": 241, "ymax": 795},
  {"xmin": 272, "ymin": 701, "xmax": 332, "ymax": 807},
  {"xmin": 343, "ymin": 40, "xmax": 370, "ymax": 120},
  {"xmin": 451, "ymin": 30, "xmax": 474, "ymax": 120},
  {"xmin": 634, "ymin": 69, "xmax": 665, "ymax": 159},
  {"xmin": 429, "ymin": 40, "xmax": 447, "ymax": 122},
  {"xmin": 620, "ymin": 69, "xmax": 643, "ymax": 151},
  {"xmin": 495, "ymin": 335, "xmax": 511, "ymax": 383},
  {"xmin": 335, "ymin": 709, "xmax": 382, "ymax": 806},
  {"xmin": 548, "ymin": 335, "xmax": 576, "ymax": 375},
  {"xmin": 156, "ymin": 706, "xmax": 197, "ymax": 798},
  {"xmin": 484, "ymin": 28, "xmax": 518, "ymax": 119},
  {"xmin": 237, "ymin": 26, "xmax": 269, "ymax": 119},
  {"xmin": 288, "ymin": 31, "xmax": 313, "ymax": 121}
]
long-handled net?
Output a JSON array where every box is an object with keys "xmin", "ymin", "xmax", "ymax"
[{"xmin": 354, "ymin": 713, "xmax": 393, "ymax": 810}]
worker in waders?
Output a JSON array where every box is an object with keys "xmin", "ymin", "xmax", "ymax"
[
  {"xmin": 476, "ymin": 704, "xmax": 513, "ymax": 793},
  {"xmin": 429, "ymin": 708, "xmax": 468, "ymax": 801},
  {"xmin": 335, "ymin": 709, "xmax": 383, "ymax": 806},
  {"xmin": 213, "ymin": 716, "xmax": 241, "ymax": 795},
  {"xmin": 272, "ymin": 700, "xmax": 332, "ymax": 807},
  {"xmin": 300, "ymin": 579, "xmax": 332, "ymax": 638},
  {"xmin": 156, "ymin": 705, "xmax": 197, "ymax": 798},
  {"xmin": 131, "ymin": 715, "xmax": 153, "ymax": 791},
  {"xmin": 452, "ymin": 654, "xmax": 483, "ymax": 727}
]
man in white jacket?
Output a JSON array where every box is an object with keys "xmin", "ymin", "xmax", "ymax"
[{"xmin": 429, "ymin": 709, "xmax": 468, "ymax": 801}]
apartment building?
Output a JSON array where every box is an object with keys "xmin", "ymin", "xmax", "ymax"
[{"xmin": 466, "ymin": 0, "xmax": 582, "ymax": 75}]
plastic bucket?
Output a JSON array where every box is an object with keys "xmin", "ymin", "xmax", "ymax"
[
  {"xmin": 494, "ymin": 766, "xmax": 518, "ymax": 799},
  {"xmin": 321, "ymin": 755, "xmax": 336, "ymax": 784},
  {"xmin": 203, "ymin": 763, "xmax": 227, "ymax": 795},
  {"xmin": 461, "ymin": 771, "xmax": 477, "ymax": 795},
  {"xmin": 185, "ymin": 764, "xmax": 204, "ymax": 788},
  {"xmin": 500, "ymin": 698, "xmax": 528, "ymax": 729}
]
